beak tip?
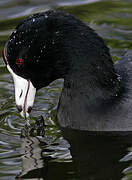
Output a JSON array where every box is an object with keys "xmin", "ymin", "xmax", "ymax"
[
  {"xmin": 17, "ymin": 105, "xmax": 23, "ymax": 112},
  {"xmin": 27, "ymin": 106, "xmax": 32, "ymax": 114},
  {"xmin": 20, "ymin": 111, "xmax": 30, "ymax": 118},
  {"xmin": 17, "ymin": 105, "xmax": 32, "ymax": 118}
]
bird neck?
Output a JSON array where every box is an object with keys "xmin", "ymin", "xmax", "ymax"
[{"xmin": 63, "ymin": 55, "xmax": 121, "ymax": 103}]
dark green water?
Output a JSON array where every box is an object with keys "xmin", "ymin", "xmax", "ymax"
[{"xmin": 0, "ymin": 0, "xmax": 132, "ymax": 179}]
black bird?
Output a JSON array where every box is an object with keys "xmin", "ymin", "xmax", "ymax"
[{"xmin": 2, "ymin": 10, "xmax": 132, "ymax": 131}]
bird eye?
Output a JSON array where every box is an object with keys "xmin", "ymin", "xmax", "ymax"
[{"xmin": 16, "ymin": 58, "xmax": 24, "ymax": 66}]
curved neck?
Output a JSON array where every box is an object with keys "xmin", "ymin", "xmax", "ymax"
[{"xmin": 63, "ymin": 53, "xmax": 121, "ymax": 103}]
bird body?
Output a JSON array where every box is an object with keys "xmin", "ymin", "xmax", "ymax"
[{"xmin": 3, "ymin": 10, "xmax": 132, "ymax": 132}]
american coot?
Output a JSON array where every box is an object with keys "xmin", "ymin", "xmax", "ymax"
[{"xmin": 2, "ymin": 10, "xmax": 132, "ymax": 131}]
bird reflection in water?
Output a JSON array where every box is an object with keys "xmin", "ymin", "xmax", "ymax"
[
  {"xmin": 63, "ymin": 129, "xmax": 132, "ymax": 180},
  {"xmin": 16, "ymin": 116, "xmax": 73, "ymax": 180},
  {"xmin": 16, "ymin": 116, "xmax": 47, "ymax": 179},
  {"xmin": 18, "ymin": 136, "xmax": 46, "ymax": 179},
  {"xmin": 16, "ymin": 117, "xmax": 132, "ymax": 180},
  {"xmin": 62, "ymin": 129, "xmax": 132, "ymax": 180}
]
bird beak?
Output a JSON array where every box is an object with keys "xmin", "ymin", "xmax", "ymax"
[{"xmin": 7, "ymin": 64, "xmax": 36, "ymax": 118}]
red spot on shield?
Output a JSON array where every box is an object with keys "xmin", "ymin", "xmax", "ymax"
[{"xmin": 2, "ymin": 48, "xmax": 8, "ymax": 65}]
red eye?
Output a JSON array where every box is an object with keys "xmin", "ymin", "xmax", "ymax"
[{"xmin": 16, "ymin": 58, "xmax": 24, "ymax": 66}]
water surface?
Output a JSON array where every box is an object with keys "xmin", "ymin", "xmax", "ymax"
[{"xmin": 0, "ymin": 0, "xmax": 132, "ymax": 179}]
